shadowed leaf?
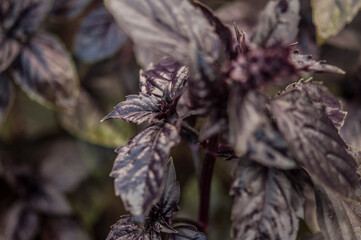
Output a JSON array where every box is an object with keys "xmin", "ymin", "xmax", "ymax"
[
  {"xmin": 51, "ymin": 0, "xmax": 91, "ymax": 19},
  {"xmin": 270, "ymin": 90, "xmax": 361, "ymax": 201},
  {"xmin": 231, "ymin": 160, "xmax": 304, "ymax": 240},
  {"xmin": 341, "ymin": 106, "xmax": 361, "ymax": 149},
  {"xmin": 0, "ymin": 202, "xmax": 39, "ymax": 240},
  {"xmin": 103, "ymin": 59, "xmax": 188, "ymax": 124},
  {"xmin": 173, "ymin": 224, "xmax": 207, "ymax": 240},
  {"xmin": 315, "ymin": 185, "xmax": 361, "ymax": 240},
  {"xmin": 311, "ymin": 0, "xmax": 361, "ymax": 39},
  {"xmin": 0, "ymin": 37, "xmax": 20, "ymax": 73},
  {"xmin": 105, "ymin": 0, "xmax": 220, "ymax": 64},
  {"xmin": 251, "ymin": 0, "xmax": 300, "ymax": 47},
  {"xmin": 290, "ymin": 51, "xmax": 345, "ymax": 74},
  {"xmin": 111, "ymin": 123, "xmax": 180, "ymax": 222},
  {"xmin": 74, "ymin": 5, "xmax": 127, "ymax": 63},
  {"xmin": 12, "ymin": 33, "xmax": 78, "ymax": 108},
  {"xmin": 283, "ymin": 81, "xmax": 347, "ymax": 130},
  {"xmin": 228, "ymin": 90, "xmax": 296, "ymax": 169},
  {"xmin": 0, "ymin": 73, "xmax": 13, "ymax": 125}
]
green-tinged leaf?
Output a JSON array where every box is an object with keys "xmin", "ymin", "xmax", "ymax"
[
  {"xmin": 58, "ymin": 89, "xmax": 133, "ymax": 148},
  {"xmin": 12, "ymin": 32, "xmax": 78, "ymax": 108},
  {"xmin": 283, "ymin": 81, "xmax": 347, "ymax": 130},
  {"xmin": 74, "ymin": 5, "xmax": 127, "ymax": 63},
  {"xmin": 0, "ymin": 202, "xmax": 39, "ymax": 240},
  {"xmin": 270, "ymin": 90, "xmax": 361, "ymax": 201},
  {"xmin": 231, "ymin": 160, "xmax": 304, "ymax": 240},
  {"xmin": 51, "ymin": 0, "xmax": 91, "ymax": 19},
  {"xmin": 105, "ymin": 0, "xmax": 220, "ymax": 64},
  {"xmin": 0, "ymin": 73, "xmax": 14, "ymax": 126},
  {"xmin": 252, "ymin": 0, "xmax": 300, "ymax": 47},
  {"xmin": 315, "ymin": 185, "xmax": 361, "ymax": 240},
  {"xmin": 111, "ymin": 123, "xmax": 180, "ymax": 222},
  {"xmin": 311, "ymin": 0, "xmax": 361, "ymax": 39},
  {"xmin": 42, "ymin": 218, "xmax": 90, "ymax": 240},
  {"xmin": 228, "ymin": 90, "xmax": 296, "ymax": 169}
]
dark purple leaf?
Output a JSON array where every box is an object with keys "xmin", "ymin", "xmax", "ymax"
[
  {"xmin": 29, "ymin": 184, "xmax": 72, "ymax": 215},
  {"xmin": 0, "ymin": 73, "xmax": 14, "ymax": 125},
  {"xmin": 106, "ymin": 215, "xmax": 161, "ymax": 240},
  {"xmin": 193, "ymin": 1, "xmax": 235, "ymax": 60},
  {"xmin": 0, "ymin": 37, "xmax": 20, "ymax": 72},
  {"xmin": 74, "ymin": 5, "xmax": 127, "ymax": 63},
  {"xmin": 172, "ymin": 224, "xmax": 206, "ymax": 240},
  {"xmin": 105, "ymin": 0, "xmax": 220, "ymax": 64},
  {"xmin": 42, "ymin": 218, "xmax": 90, "ymax": 240},
  {"xmin": 290, "ymin": 51, "xmax": 345, "ymax": 74},
  {"xmin": 111, "ymin": 123, "xmax": 181, "ymax": 222},
  {"xmin": 0, "ymin": 202, "xmax": 39, "ymax": 240},
  {"xmin": 2, "ymin": 0, "xmax": 51, "ymax": 41},
  {"xmin": 283, "ymin": 81, "xmax": 347, "ymax": 130},
  {"xmin": 251, "ymin": 0, "xmax": 300, "ymax": 47},
  {"xmin": 103, "ymin": 59, "xmax": 188, "ymax": 124},
  {"xmin": 315, "ymin": 185, "xmax": 361, "ymax": 240},
  {"xmin": 12, "ymin": 32, "xmax": 78, "ymax": 108},
  {"xmin": 157, "ymin": 159, "xmax": 180, "ymax": 218},
  {"xmin": 51, "ymin": 0, "xmax": 91, "ymax": 19},
  {"xmin": 299, "ymin": 233, "xmax": 325, "ymax": 240},
  {"xmin": 270, "ymin": 90, "xmax": 361, "ymax": 201},
  {"xmin": 228, "ymin": 90, "xmax": 296, "ymax": 169},
  {"xmin": 230, "ymin": 160, "xmax": 304, "ymax": 240},
  {"xmin": 39, "ymin": 140, "xmax": 90, "ymax": 193}
]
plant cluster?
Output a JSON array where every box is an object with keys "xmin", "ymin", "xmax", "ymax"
[{"xmin": 101, "ymin": 0, "xmax": 361, "ymax": 239}]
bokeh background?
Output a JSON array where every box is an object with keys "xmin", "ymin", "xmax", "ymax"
[{"xmin": 1, "ymin": 0, "xmax": 361, "ymax": 239}]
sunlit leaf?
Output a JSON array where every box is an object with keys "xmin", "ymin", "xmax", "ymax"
[
  {"xmin": 231, "ymin": 160, "xmax": 304, "ymax": 240},
  {"xmin": 74, "ymin": 5, "xmax": 127, "ymax": 63},
  {"xmin": 228, "ymin": 90, "xmax": 296, "ymax": 169},
  {"xmin": 0, "ymin": 202, "xmax": 39, "ymax": 240},
  {"xmin": 51, "ymin": 0, "xmax": 91, "ymax": 19},
  {"xmin": 133, "ymin": 45, "xmax": 164, "ymax": 68},
  {"xmin": 103, "ymin": 59, "xmax": 188, "ymax": 124},
  {"xmin": 251, "ymin": 0, "xmax": 300, "ymax": 47},
  {"xmin": 58, "ymin": 89, "xmax": 133, "ymax": 148},
  {"xmin": 315, "ymin": 185, "xmax": 361, "ymax": 240},
  {"xmin": 270, "ymin": 90, "xmax": 361, "ymax": 201},
  {"xmin": 0, "ymin": 73, "xmax": 14, "ymax": 125},
  {"xmin": 111, "ymin": 123, "xmax": 180, "ymax": 222},
  {"xmin": 12, "ymin": 33, "xmax": 78, "ymax": 108},
  {"xmin": 105, "ymin": 0, "xmax": 220, "ymax": 64},
  {"xmin": 311, "ymin": 0, "xmax": 361, "ymax": 39},
  {"xmin": 290, "ymin": 51, "xmax": 346, "ymax": 74}
]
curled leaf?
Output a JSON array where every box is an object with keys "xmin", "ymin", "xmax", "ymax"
[
  {"xmin": 173, "ymin": 224, "xmax": 207, "ymax": 240},
  {"xmin": 12, "ymin": 33, "xmax": 78, "ymax": 108},
  {"xmin": 111, "ymin": 123, "xmax": 180, "ymax": 222},
  {"xmin": 105, "ymin": 0, "xmax": 220, "ymax": 64},
  {"xmin": 74, "ymin": 5, "xmax": 127, "ymax": 63}
]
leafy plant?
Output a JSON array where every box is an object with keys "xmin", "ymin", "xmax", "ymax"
[{"xmin": 101, "ymin": 0, "xmax": 361, "ymax": 239}]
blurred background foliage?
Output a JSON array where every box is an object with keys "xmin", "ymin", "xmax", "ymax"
[{"xmin": 0, "ymin": 0, "xmax": 361, "ymax": 239}]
